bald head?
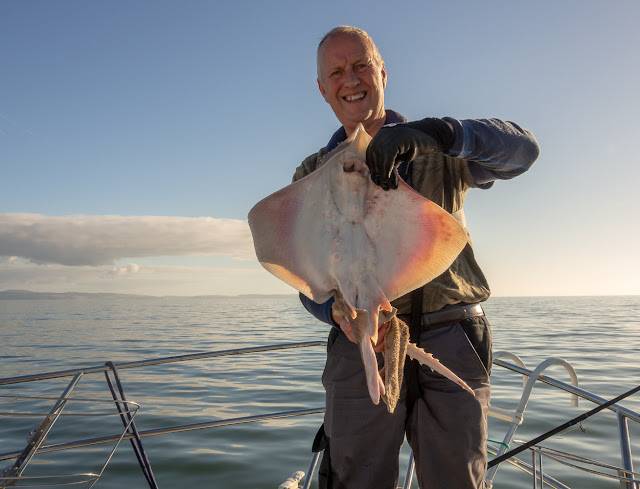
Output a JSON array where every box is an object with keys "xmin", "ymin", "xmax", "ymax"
[{"xmin": 315, "ymin": 26, "xmax": 387, "ymax": 136}]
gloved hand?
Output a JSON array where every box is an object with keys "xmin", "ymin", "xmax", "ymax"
[{"xmin": 366, "ymin": 117, "xmax": 455, "ymax": 190}]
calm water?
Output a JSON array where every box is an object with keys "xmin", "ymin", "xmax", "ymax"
[{"xmin": 1, "ymin": 296, "xmax": 639, "ymax": 488}]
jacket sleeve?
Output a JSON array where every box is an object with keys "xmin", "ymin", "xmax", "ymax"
[
  {"xmin": 291, "ymin": 148, "xmax": 338, "ymax": 327},
  {"xmin": 443, "ymin": 117, "xmax": 540, "ymax": 187},
  {"xmin": 299, "ymin": 293, "xmax": 338, "ymax": 327},
  {"xmin": 292, "ymin": 148, "xmax": 327, "ymax": 183}
]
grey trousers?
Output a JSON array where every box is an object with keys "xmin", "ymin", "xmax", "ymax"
[{"xmin": 321, "ymin": 316, "xmax": 492, "ymax": 489}]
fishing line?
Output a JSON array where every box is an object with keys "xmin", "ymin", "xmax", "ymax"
[{"xmin": 488, "ymin": 383, "xmax": 640, "ymax": 468}]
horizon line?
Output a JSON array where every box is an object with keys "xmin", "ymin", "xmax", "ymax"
[{"xmin": 1, "ymin": 289, "xmax": 638, "ymax": 300}]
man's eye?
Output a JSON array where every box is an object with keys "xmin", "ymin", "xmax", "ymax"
[
  {"xmin": 357, "ymin": 63, "xmax": 369, "ymax": 71},
  {"xmin": 330, "ymin": 70, "xmax": 342, "ymax": 77}
]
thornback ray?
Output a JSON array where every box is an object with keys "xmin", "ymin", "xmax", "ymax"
[{"xmin": 248, "ymin": 123, "xmax": 471, "ymax": 407}]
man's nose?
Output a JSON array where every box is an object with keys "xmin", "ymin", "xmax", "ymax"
[{"xmin": 344, "ymin": 67, "xmax": 360, "ymax": 87}]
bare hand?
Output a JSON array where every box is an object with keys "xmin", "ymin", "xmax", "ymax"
[{"xmin": 331, "ymin": 303, "xmax": 389, "ymax": 353}]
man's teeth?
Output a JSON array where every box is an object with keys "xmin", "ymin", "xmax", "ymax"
[{"xmin": 344, "ymin": 92, "xmax": 365, "ymax": 101}]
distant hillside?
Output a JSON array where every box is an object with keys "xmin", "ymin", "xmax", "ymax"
[
  {"xmin": 0, "ymin": 290, "xmax": 296, "ymax": 300},
  {"xmin": 0, "ymin": 290, "xmax": 157, "ymax": 300}
]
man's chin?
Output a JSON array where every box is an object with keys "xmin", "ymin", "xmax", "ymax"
[{"xmin": 342, "ymin": 109, "xmax": 374, "ymax": 126}]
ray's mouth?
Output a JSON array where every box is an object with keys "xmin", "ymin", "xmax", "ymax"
[
  {"xmin": 343, "ymin": 91, "xmax": 366, "ymax": 102},
  {"xmin": 343, "ymin": 157, "xmax": 368, "ymax": 176}
]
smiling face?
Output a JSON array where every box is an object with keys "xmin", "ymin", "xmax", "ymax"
[{"xmin": 317, "ymin": 33, "xmax": 387, "ymax": 137}]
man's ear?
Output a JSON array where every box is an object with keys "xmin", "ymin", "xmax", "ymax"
[
  {"xmin": 381, "ymin": 62, "xmax": 387, "ymax": 89},
  {"xmin": 317, "ymin": 78, "xmax": 329, "ymax": 103}
]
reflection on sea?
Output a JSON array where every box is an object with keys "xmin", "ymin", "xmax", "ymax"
[{"xmin": 1, "ymin": 295, "xmax": 639, "ymax": 488}]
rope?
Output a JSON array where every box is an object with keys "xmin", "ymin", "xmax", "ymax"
[{"xmin": 487, "ymin": 439, "xmax": 509, "ymax": 449}]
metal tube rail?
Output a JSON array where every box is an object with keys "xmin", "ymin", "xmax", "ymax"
[
  {"xmin": 0, "ymin": 407, "xmax": 325, "ymax": 462},
  {"xmin": 617, "ymin": 412, "xmax": 639, "ymax": 489},
  {"xmin": 7, "ymin": 346, "xmax": 636, "ymax": 424},
  {"xmin": 494, "ymin": 358, "xmax": 640, "ymax": 423},
  {"xmin": 486, "ymin": 444, "xmax": 570, "ymax": 489},
  {"xmin": 3, "ymin": 347, "xmax": 638, "ymax": 487},
  {"xmin": 1, "ymin": 373, "xmax": 85, "ymax": 487},
  {"xmin": 0, "ymin": 341, "xmax": 327, "ymax": 386}
]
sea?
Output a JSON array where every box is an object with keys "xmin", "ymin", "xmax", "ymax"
[{"xmin": 1, "ymin": 295, "xmax": 639, "ymax": 489}]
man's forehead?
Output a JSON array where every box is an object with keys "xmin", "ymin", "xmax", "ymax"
[{"xmin": 319, "ymin": 34, "xmax": 372, "ymax": 64}]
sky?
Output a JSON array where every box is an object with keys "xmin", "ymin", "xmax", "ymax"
[{"xmin": 1, "ymin": 0, "xmax": 639, "ymax": 297}]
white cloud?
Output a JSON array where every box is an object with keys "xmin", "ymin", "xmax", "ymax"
[
  {"xmin": 0, "ymin": 213, "xmax": 255, "ymax": 266},
  {"xmin": 0, "ymin": 261, "xmax": 292, "ymax": 296},
  {"xmin": 109, "ymin": 263, "xmax": 141, "ymax": 276},
  {"xmin": 0, "ymin": 213, "xmax": 299, "ymax": 296},
  {"xmin": 0, "ymin": 256, "xmax": 19, "ymax": 265}
]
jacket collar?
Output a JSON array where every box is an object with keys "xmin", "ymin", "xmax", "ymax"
[{"xmin": 326, "ymin": 110, "xmax": 407, "ymax": 152}]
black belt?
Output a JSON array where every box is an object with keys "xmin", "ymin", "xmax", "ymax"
[{"xmin": 399, "ymin": 303, "xmax": 484, "ymax": 330}]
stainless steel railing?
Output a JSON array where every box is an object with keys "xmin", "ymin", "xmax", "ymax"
[
  {"xmin": 1, "ymin": 341, "xmax": 327, "ymax": 488},
  {"xmin": 2, "ymin": 343, "xmax": 639, "ymax": 489}
]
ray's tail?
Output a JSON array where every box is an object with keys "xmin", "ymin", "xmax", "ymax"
[{"xmin": 406, "ymin": 343, "xmax": 475, "ymax": 396}]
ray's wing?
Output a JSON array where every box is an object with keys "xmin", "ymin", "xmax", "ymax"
[
  {"xmin": 364, "ymin": 179, "xmax": 468, "ymax": 302},
  {"xmin": 248, "ymin": 163, "xmax": 337, "ymax": 304}
]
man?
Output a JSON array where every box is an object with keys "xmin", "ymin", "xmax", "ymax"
[{"xmin": 293, "ymin": 26, "xmax": 539, "ymax": 489}]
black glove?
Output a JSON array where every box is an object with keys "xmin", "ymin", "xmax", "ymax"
[{"xmin": 366, "ymin": 117, "xmax": 455, "ymax": 190}]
